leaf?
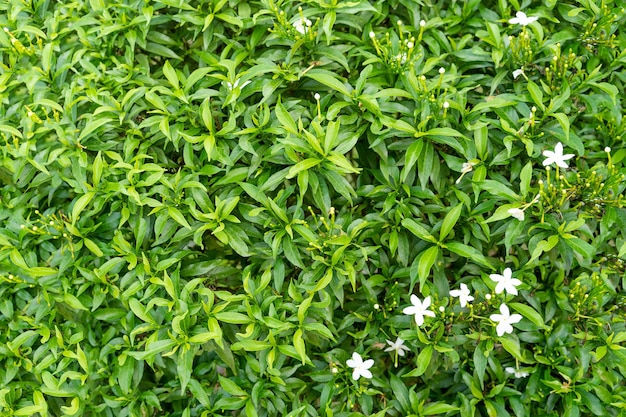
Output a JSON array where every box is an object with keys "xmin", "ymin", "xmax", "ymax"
[
  {"xmin": 476, "ymin": 180, "xmax": 520, "ymax": 201},
  {"xmin": 72, "ymin": 192, "xmax": 95, "ymax": 223},
  {"xmin": 562, "ymin": 236, "xmax": 595, "ymax": 259},
  {"xmin": 293, "ymin": 328, "xmax": 306, "ymax": 365},
  {"xmin": 423, "ymin": 403, "xmax": 460, "ymax": 415},
  {"xmin": 440, "ymin": 203, "xmax": 463, "ymax": 241},
  {"xmin": 402, "ymin": 140, "xmax": 424, "ymax": 183},
  {"xmin": 402, "ymin": 218, "xmax": 437, "ymax": 243},
  {"xmin": 127, "ymin": 339, "xmax": 177, "ymax": 360},
  {"xmin": 304, "ymin": 69, "xmax": 352, "ymax": 97},
  {"xmin": 162, "ymin": 60, "xmax": 180, "ymax": 90},
  {"xmin": 527, "ymin": 79, "xmax": 545, "ymax": 111},
  {"xmin": 78, "ymin": 117, "xmax": 113, "ymax": 142},
  {"xmin": 167, "ymin": 206, "xmax": 192, "ymax": 230},
  {"xmin": 275, "ymin": 98, "xmax": 298, "ymax": 134},
  {"xmin": 529, "ymin": 235, "xmax": 559, "ymax": 263},
  {"xmin": 445, "ymin": 242, "xmax": 495, "ymax": 270},
  {"xmin": 218, "ymin": 375, "xmax": 247, "ymax": 397},
  {"xmin": 415, "ymin": 246, "xmax": 439, "ymax": 291},
  {"xmin": 389, "ymin": 374, "xmax": 410, "ymax": 412},
  {"xmin": 509, "ymin": 302, "xmax": 548, "ymax": 330},
  {"xmin": 286, "ymin": 158, "xmax": 321, "ymax": 179},
  {"xmin": 405, "ymin": 345, "xmax": 433, "ymax": 377}
]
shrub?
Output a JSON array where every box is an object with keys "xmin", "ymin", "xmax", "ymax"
[{"xmin": 1, "ymin": 0, "xmax": 626, "ymax": 416}]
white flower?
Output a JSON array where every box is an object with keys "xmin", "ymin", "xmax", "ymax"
[
  {"xmin": 396, "ymin": 52, "xmax": 408, "ymax": 64},
  {"xmin": 542, "ymin": 142, "xmax": 575, "ymax": 168},
  {"xmin": 505, "ymin": 367, "xmax": 529, "ymax": 378},
  {"xmin": 384, "ymin": 337, "xmax": 410, "ymax": 356},
  {"xmin": 449, "ymin": 283, "xmax": 474, "ymax": 308},
  {"xmin": 439, "ymin": 67, "xmax": 445, "ymax": 74},
  {"xmin": 369, "ymin": 31, "xmax": 375, "ymax": 39},
  {"xmin": 403, "ymin": 295, "xmax": 436, "ymax": 326},
  {"xmin": 507, "ymin": 208, "xmax": 525, "ymax": 221},
  {"xmin": 226, "ymin": 79, "xmax": 251, "ymax": 91},
  {"xmin": 508, "ymin": 11, "xmax": 538, "ymax": 26},
  {"xmin": 461, "ymin": 161, "xmax": 474, "ymax": 173},
  {"xmin": 420, "ymin": 20, "xmax": 426, "ymax": 27},
  {"xmin": 489, "ymin": 267, "xmax": 522, "ymax": 295},
  {"xmin": 443, "ymin": 101, "xmax": 450, "ymax": 109},
  {"xmin": 512, "ymin": 69, "xmax": 524, "ymax": 79},
  {"xmin": 346, "ymin": 352, "xmax": 374, "ymax": 380},
  {"xmin": 293, "ymin": 18, "xmax": 312, "ymax": 34},
  {"xmin": 490, "ymin": 304, "xmax": 522, "ymax": 336},
  {"xmin": 605, "ymin": 147, "xmax": 611, "ymax": 153}
]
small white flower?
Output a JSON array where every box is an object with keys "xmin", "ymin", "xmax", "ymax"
[
  {"xmin": 490, "ymin": 304, "xmax": 522, "ymax": 337},
  {"xmin": 226, "ymin": 79, "xmax": 251, "ymax": 91},
  {"xmin": 384, "ymin": 337, "xmax": 410, "ymax": 357},
  {"xmin": 508, "ymin": 11, "xmax": 538, "ymax": 26},
  {"xmin": 507, "ymin": 208, "xmax": 525, "ymax": 221},
  {"xmin": 396, "ymin": 52, "xmax": 408, "ymax": 64},
  {"xmin": 369, "ymin": 31, "xmax": 376, "ymax": 39},
  {"xmin": 314, "ymin": 93, "xmax": 321, "ymax": 101},
  {"xmin": 449, "ymin": 283, "xmax": 474, "ymax": 308},
  {"xmin": 542, "ymin": 142, "xmax": 575, "ymax": 168},
  {"xmin": 485, "ymin": 293, "xmax": 492, "ymax": 300},
  {"xmin": 407, "ymin": 41, "xmax": 414, "ymax": 48},
  {"xmin": 439, "ymin": 306, "xmax": 445, "ymax": 312},
  {"xmin": 439, "ymin": 67, "xmax": 445, "ymax": 74},
  {"xmin": 346, "ymin": 352, "xmax": 374, "ymax": 380},
  {"xmin": 489, "ymin": 268, "xmax": 522, "ymax": 295},
  {"xmin": 461, "ymin": 161, "xmax": 474, "ymax": 173},
  {"xmin": 512, "ymin": 69, "xmax": 524, "ymax": 79},
  {"xmin": 443, "ymin": 101, "xmax": 450, "ymax": 109},
  {"xmin": 420, "ymin": 20, "xmax": 426, "ymax": 27},
  {"xmin": 605, "ymin": 147, "xmax": 611, "ymax": 153},
  {"xmin": 403, "ymin": 295, "xmax": 436, "ymax": 326},
  {"xmin": 505, "ymin": 367, "xmax": 529, "ymax": 378},
  {"xmin": 293, "ymin": 18, "xmax": 312, "ymax": 34}
]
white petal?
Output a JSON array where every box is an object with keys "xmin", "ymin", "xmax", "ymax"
[
  {"xmin": 360, "ymin": 368, "xmax": 373, "ymax": 379},
  {"xmin": 352, "ymin": 369, "xmax": 361, "ymax": 380},
  {"xmin": 362, "ymin": 359, "xmax": 374, "ymax": 369}
]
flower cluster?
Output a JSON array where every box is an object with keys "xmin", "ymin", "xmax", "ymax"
[{"xmin": 345, "ymin": 268, "xmax": 528, "ymax": 380}]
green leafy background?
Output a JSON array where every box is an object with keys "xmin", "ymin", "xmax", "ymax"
[{"xmin": 1, "ymin": 0, "xmax": 626, "ymax": 416}]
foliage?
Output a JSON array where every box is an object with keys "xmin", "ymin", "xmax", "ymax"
[{"xmin": 1, "ymin": 0, "xmax": 626, "ymax": 416}]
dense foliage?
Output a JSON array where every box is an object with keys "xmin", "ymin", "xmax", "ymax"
[{"xmin": 1, "ymin": 0, "xmax": 626, "ymax": 415}]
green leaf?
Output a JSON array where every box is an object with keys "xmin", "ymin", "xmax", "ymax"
[
  {"xmin": 218, "ymin": 375, "xmax": 247, "ymax": 397},
  {"xmin": 72, "ymin": 191, "xmax": 95, "ymax": 223},
  {"xmin": 529, "ymin": 235, "xmax": 559, "ymax": 263},
  {"xmin": 527, "ymin": 79, "xmax": 545, "ymax": 111},
  {"xmin": 445, "ymin": 242, "xmax": 495, "ymax": 270},
  {"xmin": 509, "ymin": 302, "xmax": 548, "ymax": 330},
  {"xmin": 162, "ymin": 60, "xmax": 180, "ymax": 90},
  {"xmin": 416, "ymin": 246, "xmax": 439, "ymax": 291},
  {"xmin": 286, "ymin": 158, "xmax": 321, "ymax": 179},
  {"xmin": 304, "ymin": 69, "xmax": 352, "ymax": 97},
  {"xmin": 275, "ymin": 98, "xmax": 298, "ymax": 134},
  {"xmin": 402, "ymin": 218, "xmax": 437, "ymax": 243},
  {"xmin": 562, "ymin": 236, "xmax": 595, "ymax": 259},
  {"xmin": 78, "ymin": 117, "xmax": 113, "ymax": 142},
  {"xmin": 440, "ymin": 203, "xmax": 463, "ymax": 241},
  {"xmin": 477, "ymin": 180, "xmax": 520, "ymax": 201},
  {"xmin": 167, "ymin": 206, "xmax": 192, "ymax": 230},
  {"xmin": 405, "ymin": 345, "xmax": 433, "ymax": 377},
  {"xmin": 423, "ymin": 403, "xmax": 460, "ymax": 415},
  {"xmin": 127, "ymin": 339, "xmax": 177, "ymax": 360},
  {"xmin": 293, "ymin": 328, "xmax": 306, "ymax": 365}
]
